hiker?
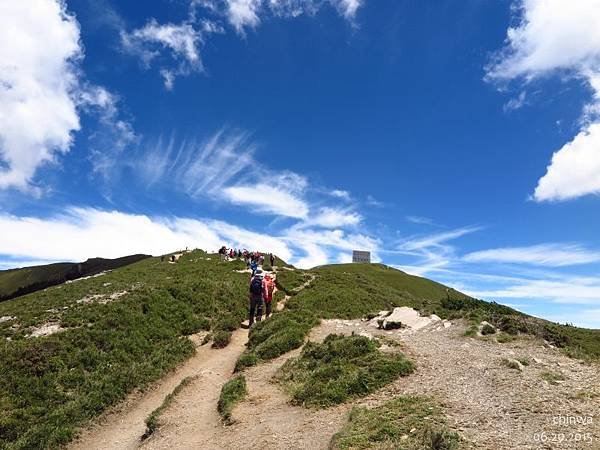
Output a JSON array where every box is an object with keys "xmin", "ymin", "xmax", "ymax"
[
  {"xmin": 229, "ymin": 248, "xmax": 234, "ymax": 259},
  {"xmin": 250, "ymin": 258, "xmax": 258, "ymax": 275},
  {"xmin": 248, "ymin": 269, "xmax": 264, "ymax": 327},
  {"xmin": 218, "ymin": 246, "xmax": 227, "ymax": 261},
  {"xmin": 263, "ymin": 273, "xmax": 275, "ymax": 318},
  {"xmin": 269, "ymin": 253, "xmax": 275, "ymax": 267}
]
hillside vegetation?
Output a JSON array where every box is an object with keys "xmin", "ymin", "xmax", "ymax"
[
  {"xmin": 1, "ymin": 255, "xmax": 599, "ymax": 449},
  {"xmin": 280, "ymin": 263, "xmax": 600, "ymax": 360},
  {"xmin": 0, "ymin": 251, "xmax": 248, "ymax": 449},
  {"xmin": 0, "ymin": 254, "xmax": 150, "ymax": 302}
]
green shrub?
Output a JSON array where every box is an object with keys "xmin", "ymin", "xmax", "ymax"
[
  {"xmin": 463, "ymin": 325, "xmax": 478, "ymax": 337},
  {"xmin": 496, "ymin": 333, "xmax": 515, "ymax": 343},
  {"xmin": 540, "ymin": 371, "xmax": 566, "ymax": 385},
  {"xmin": 235, "ymin": 309, "xmax": 318, "ymax": 371},
  {"xmin": 234, "ymin": 351, "xmax": 260, "ymax": 372},
  {"xmin": 217, "ymin": 375, "xmax": 247, "ymax": 424},
  {"xmin": 212, "ymin": 330, "xmax": 232, "ymax": 348},
  {"xmin": 276, "ymin": 334, "xmax": 414, "ymax": 408},
  {"xmin": 481, "ymin": 323, "xmax": 496, "ymax": 335},
  {"xmin": 330, "ymin": 396, "xmax": 459, "ymax": 449}
]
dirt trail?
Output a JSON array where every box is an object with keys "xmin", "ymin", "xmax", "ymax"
[
  {"xmin": 143, "ymin": 270, "xmax": 326, "ymax": 450},
  {"xmin": 69, "ymin": 330, "xmax": 248, "ymax": 450},
  {"xmin": 145, "ymin": 336, "xmax": 348, "ymax": 450},
  {"xmin": 71, "ymin": 266, "xmax": 318, "ymax": 450}
]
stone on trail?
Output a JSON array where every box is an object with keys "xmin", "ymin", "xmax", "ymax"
[{"xmin": 371, "ymin": 306, "xmax": 441, "ymax": 331}]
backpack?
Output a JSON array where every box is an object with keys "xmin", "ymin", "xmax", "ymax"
[{"xmin": 250, "ymin": 277, "xmax": 263, "ymax": 295}]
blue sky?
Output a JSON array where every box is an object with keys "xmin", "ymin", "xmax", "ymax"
[{"xmin": 2, "ymin": 0, "xmax": 600, "ymax": 327}]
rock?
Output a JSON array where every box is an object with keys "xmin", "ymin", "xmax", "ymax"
[
  {"xmin": 443, "ymin": 321, "xmax": 452, "ymax": 328},
  {"xmin": 504, "ymin": 358, "xmax": 525, "ymax": 371},
  {"xmin": 0, "ymin": 316, "xmax": 16, "ymax": 324},
  {"xmin": 382, "ymin": 307, "xmax": 435, "ymax": 330},
  {"xmin": 430, "ymin": 314, "xmax": 442, "ymax": 321}
]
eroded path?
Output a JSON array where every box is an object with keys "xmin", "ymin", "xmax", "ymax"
[
  {"xmin": 69, "ymin": 330, "xmax": 248, "ymax": 450},
  {"xmin": 70, "ymin": 266, "xmax": 318, "ymax": 450}
]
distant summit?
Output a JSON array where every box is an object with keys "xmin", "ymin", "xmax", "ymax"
[{"xmin": 0, "ymin": 254, "xmax": 151, "ymax": 302}]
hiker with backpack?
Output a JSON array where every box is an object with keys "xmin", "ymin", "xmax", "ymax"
[
  {"xmin": 248, "ymin": 269, "xmax": 265, "ymax": 327},
  {"xmin": 263, "ymin": 273, "xmax": 275, "ymax": 319},
  {"xmin": 250, "ymin": 258, "xmax": 258, "ymax": 275},
  {"xmin": 269, "ymin": 253, "xmax": 275, "ymax": 268}
]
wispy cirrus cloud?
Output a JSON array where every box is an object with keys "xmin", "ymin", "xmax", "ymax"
[
  {"xmin": 398, "ymin": 226, "xmax": 481, "ymax": 252},
  {"xmin": 405, "ymin": 215, "xmax": 435, "ymax": 226},
  {"xmin": 464, "ymin": 243, "xmax": 600, "ymax": 267}
]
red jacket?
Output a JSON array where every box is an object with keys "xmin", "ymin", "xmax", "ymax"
[{"xmin": 263, "ymin": 278, "xmax": 275, "ymax": 302}]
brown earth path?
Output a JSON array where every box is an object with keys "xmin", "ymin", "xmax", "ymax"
[
  {"xmin": 68, "ymin": 329, "xmax": 248, "ymax": 450},
  {"xmin": 69, "ymin": 264, "xmax": 318, "ymax": 450}
]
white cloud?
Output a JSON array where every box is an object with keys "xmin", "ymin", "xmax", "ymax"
[
  {"xmin": 0, "ymin": 0, "xmax": 81, "ymax": 192},
  {"xmin": 488, "ymin": 0, "xmax": 600, "ymax": 202},
  {"xmin": 405, "ymin": 215, "xmax": 434, "ymax": 225},
  {"xmin": 284, "ymin": 226, "xmax": 379, "ymax": 252},
  {"xmin": 131, "ymin": 130, "xmax": 315, "ymax": 219},
  {"xmin": 464, "ymin": 243, "xmax": 600, "ymax": 267},
  {"xmin": 389, "ymin": 226, "xmax": 481, "ymax": 273},
  {"xmin": 0, "ymin": 207, "xmax": 382, "ymax": 270},
  {"xmin": 331, "ymin": 189, "xmax": 351, "ymax": 200},
  {"xmin": 304, "ymin": 207, "xmax": 361, "ymax": 228},
  {"xmin": 533, "ymin": 123, "xmax": 600, "ymax": 201},
  {"xmin": 223, "ymin": 184, "xmax": 309, "ymax": 218},
  {"xmin": 398, "ymin": 226, "xmax": 480, "ymax": 252},
  {"xmin": 225, "ymin": 0, "xmax": 363, "ymax": 33},
  {"xmin": 122, "ymin": 20, "xmax": 203, "ymax": 89},
  {"xmin": 0, "ymin": 207, "xmax": 291, "ymax": 263},
  {"xmin": 81, "ymin": 86, "xmax": 138, "ymax": 179},
  {"xmin": 0, "ymin": 0, "xmax": 134, "ymax": 194},
  {"xmin": 331, "ymin": 0, "xmax": 361, "ymax": 20},
  {"xmin": 503, "ymin": 91, "xmax": 527, "ymax": 112},
  {"xmin": 470, "ymin": 278, "xmax": 600, "ymax": 306},
  {"xmin": 226, "ymin": 0, "xmax": 262, "ymax": 33}
]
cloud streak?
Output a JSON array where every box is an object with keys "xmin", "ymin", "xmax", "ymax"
[{"xmin": 464, "ymin": 243, "xmax": 600, "ymax": 267}]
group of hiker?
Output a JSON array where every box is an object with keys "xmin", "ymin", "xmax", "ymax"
[
  {"xmin": 218, "ymin": 246, "xmax": 275, "ymax": 273},
  {"xmin": 217, "ymin": 245, "xmax": 277, "ymax": 328}
]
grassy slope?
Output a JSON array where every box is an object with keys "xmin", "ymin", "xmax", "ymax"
[
  {"xmin": 0, "ymin": 255, "xmax": 150, "ymax": 301},
  {"xmin": 285, "ymin": 263, "xmax": 600, "ymax": 360},
  {"xmin": 285, "ymin": 263, "xmax": 467, "ymax": 319},
  {"xmin": 0, "ymin": 263, "xmax": 74, "ymax": 297},
  {"xmin": 0, "ymin": 251, "xmax": 249, "ymax": 449}
]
